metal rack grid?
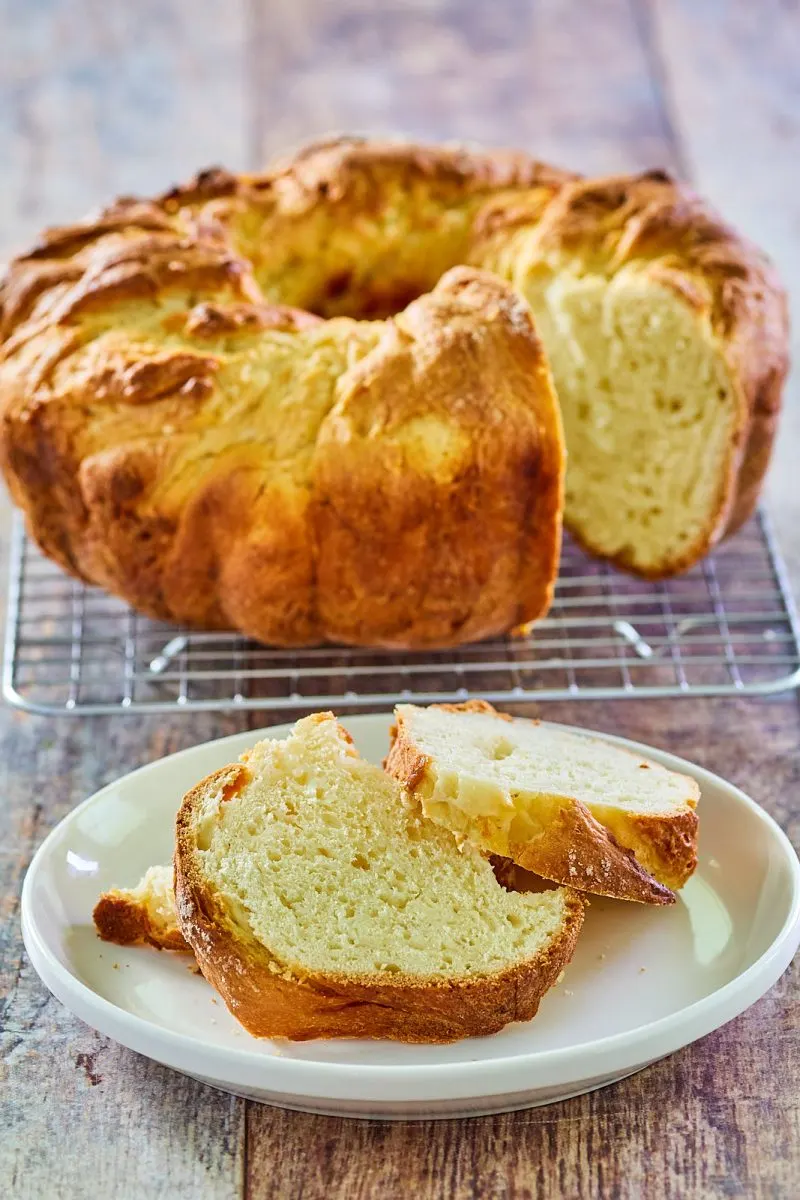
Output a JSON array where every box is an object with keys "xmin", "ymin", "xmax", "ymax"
[{"xmin": 4, "ymin": 510, "xmax": 800, "ymax": 716}]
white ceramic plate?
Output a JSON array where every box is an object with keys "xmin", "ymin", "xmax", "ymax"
[{"xmin": 22, "ymin": 714, "xmax": 800, "ymax": 1120}]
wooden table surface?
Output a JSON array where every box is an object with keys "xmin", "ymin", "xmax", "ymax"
[{"xmin": 1, "ymin": 2, "xmax": 798, "ymax": 1197}]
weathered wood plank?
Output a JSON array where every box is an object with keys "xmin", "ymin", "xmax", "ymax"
[
  {"xmin": 647, "ymin": 0, "xmax": 800, "ymax": 591},
  {"xmin": 0, "ymin": 1, "xmax": 253, "ymax": 1195},
  {"xmin": 0, "ymin": 712, "xmax": 255, "ymax": 1200},
  {"xmin": 1, "ymin": 0, "xmax": 799, "ymax": 1197},
  {"xmin": 247, "ymin": 0, "xmax": 681, "ymax": 174},
  {"xmin": 0, "ymin": 0, "xmax": 249, "ymax": 263},
  {"xmin": 246, "ymin": 694, "xmax": 800, "ymax": 1200},
  {"xmin": 247, "ymin": 1000, "xmax": 800, "ymax": 1200},
  {"xmin": 648, "ymin": 0, "xmax": 800, "ymax": 292}
]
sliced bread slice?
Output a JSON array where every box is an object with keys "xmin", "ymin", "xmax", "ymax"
[
  {"xmin": 385, "ymin": 702, "xmax": 699, "ymax": 903},
  {"xmin": 93, "ymin": 864, "xmax": 190, "ymax": 952},
  {"xmin": 174, "ymin": 712, "xmax": 584, "ymax": 1042}
]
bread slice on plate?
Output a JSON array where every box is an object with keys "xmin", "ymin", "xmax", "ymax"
[
  {"xmin": 94, "ymin": 864, "xmax": 190, "ymax": 952},
  {"xmin": 385, "ymin": 702, "xmax": 699, "ymax": 904},
  {"xmin": 173, "ymin": 712, "xmax": 584, "ymax": 1042}
]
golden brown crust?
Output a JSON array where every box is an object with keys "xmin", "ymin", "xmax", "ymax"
[
  {"xmin": 385, "ymin": 700, "xmax": 694, "ymax": 903},
  {"xmin": 267, "ymin": 134, "xmax": 573, "ymax": 184},
  {"xmin": 383, "ymin": 725, "xmax": 431, "ymax": 793},
  {"xmin": 0, "ymin": 141, "xmax": 788, "ymax": 643},
  {"xmin": 606, "ymin": 808, "xmax": 699, "ymax": 893},
  {"xmin": 721, "ymin": 357, "xmax": 785, "ymax": 541},
  {"xmin": 92, "ymin": 889, "xmax": 191, "ymax": 953},
  {"xmin": 173, "ymin": 761, "xmax": 584, "ymax": 1042},
  {"xmin": 474, "ymin": 168, "xmax": 789, "ymax": 576},
  {"xmin": 506, "ymin": 797, "xmax": 676, "ymax": 905},
  {"xmin": 0, "ymin": 138, "xmax": 568, "ymax": 647},
  {"xmin": 434, "ymin": 698, "xmax": 515, "ymax": 720},
  {"xmin": 2, "ymin": 265, "xmax": 564, "ymax": 646},
  {"xmin": 312, "ymin": 269, "xmax": 563, "ymax": 645}
]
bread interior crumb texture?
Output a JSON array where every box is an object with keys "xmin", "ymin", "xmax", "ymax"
[
  {"xmin": 192, "ymin": 715, "xmax": 570, "ymax": 978},
  {"xmin": 397, "ymin": 704, "xmax": 698, "ymax": 856}
]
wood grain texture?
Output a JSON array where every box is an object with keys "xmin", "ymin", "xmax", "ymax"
[
  {"xmin": 248, "ymin": 0, "xmax": 681, "ymax": 174},
  {"xmin": 0, "ymin": 3, "xmax": 252, "ymax": 1196},
  {"xmin": 247, "ymin": 695, "xmax": 800, "ymax": 1200},
  {"xmin": 0, "ymin": 714, "xmax": 254, "ymax": 1200},
  {"xmin": 0, "ymin": 0, "xmax": 798, "ymax": 1197},
  {"xmin": 0, "ymin": 0, "xmax": 248, "ymax": 262},
  {"xmin": 248, "ymin": 1001, "xmax": 800, "ymax": 1200}
]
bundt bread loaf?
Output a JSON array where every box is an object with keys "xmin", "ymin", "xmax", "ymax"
[
  {"xmin": 172, "ymin": 712, "xmax": 584, "ymax": 1042},
  {"xmin": 0, "ymin": 137, "xmax": 788, "ymax": 647},
  {"xmin": 0, "ymin": 193, "xmax": 565, "ymax": 647}
]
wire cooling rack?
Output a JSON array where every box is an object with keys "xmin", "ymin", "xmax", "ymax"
[{"xmin": 4, "ymin": 510, "xmax": 800, "ymax": 716}]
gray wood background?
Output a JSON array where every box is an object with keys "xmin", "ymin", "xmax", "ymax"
[{"xmin": 1, "ymin": 2, "xmax": 798, "ymax": 1197}]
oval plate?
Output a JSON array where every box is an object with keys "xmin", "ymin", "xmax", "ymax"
[{"xmin": 22, "ymin": 714, "xmax": 800, "ymax": 1119}]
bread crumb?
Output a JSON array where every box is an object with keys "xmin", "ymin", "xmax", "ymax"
[
  {"xmin": 564, "ymin": 989, "xmax": 574, "ymax": 996},
  {"xmin": 708, "ymin": 857, "xmax": 720, "ymax": 869},
  {"xmin": 639, "ymin": 967, "xmax": 647, "ymax": 973},
  {"xmin": 597, "ymin": 953, "xmax": 606, "ymax": 961}
]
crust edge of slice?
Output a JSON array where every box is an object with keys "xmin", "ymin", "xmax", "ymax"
[
  {"xmin": 385, "ymin": 701, "xmax": 694, "ymax": 905},
  {"xmin": 93, "ymin": 865, "xmax": 191, "ymax": 952},
  {"xmin": 173, "ymin": 749, "xmax": 586, "ymax": 1043}
]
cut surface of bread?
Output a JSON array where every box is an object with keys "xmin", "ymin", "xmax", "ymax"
[
  {"xmin": 524, "ymin": 270, "xmax": 739, "ymax": 574},
  {"xmin": 475, "ymin": 170, "xmax": 787, "ymax": 577},
  {"xmin": 386, "ymin": 702, "xmax": 699, "ymax": 901},
  {"xmin": 174, "ymin": 712, "xmax": 584, "ymax": 1042},
  {"xmin": 93, "ymin": 864, "xmax": 190, "ymax": 952}
]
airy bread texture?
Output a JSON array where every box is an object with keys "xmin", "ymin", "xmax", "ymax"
[
  {"xmin": 386, "ymin": 701, "xmax": 699, "ymax": 901},
  {"xmin": 0, "ymin": 138, "xmax": 787, "ymax": 648},
  {"xmin": 93, "ymin": 864, "xmax": 189, "ymax": 952},
  {"xmin": 174, "ymin": 712, "xmax": 584, "ymax": 1042},
  {"xmin": 475, "ymin": 170, "xmax": 788, "ymax": 574}
]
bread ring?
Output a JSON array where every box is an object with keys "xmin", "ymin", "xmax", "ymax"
[{"xmin": 0, "ymin": 138, "xmax": 787, "ymax": 648}]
